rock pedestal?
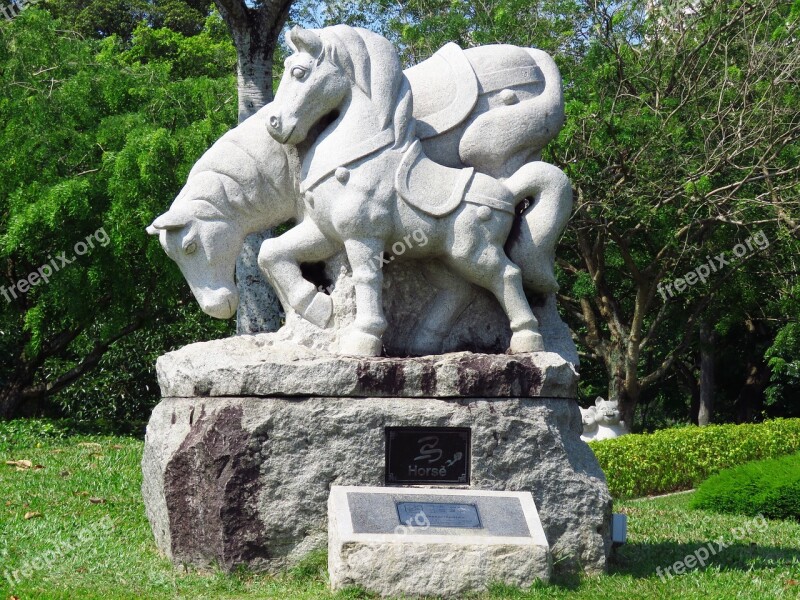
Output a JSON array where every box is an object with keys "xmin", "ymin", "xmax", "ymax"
[
  {"xmin": 328, "ymin": 487, "xmax": 552, "ymax": 598},
  {"xmin": 142, "ymin": 336, "xmax": 612, "ymax": 577}
]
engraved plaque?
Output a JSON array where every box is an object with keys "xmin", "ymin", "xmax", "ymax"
[
  {"xmin": 385, "ymin": 427, "xmax": 471, "ymax": 485},
  {"xmin": 396, "ymin": 501, "xmax": 482, "ymax": 529}
]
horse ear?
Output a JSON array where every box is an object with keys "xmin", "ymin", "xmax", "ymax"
[
  {"xmin": 595, "ymin": 396, "xmax": 603, "ymax": 407},
  {"xmin": 287, "ymin": 26, "xmax": 322, "ymax": 58},
  {"xmin": 149, "ymin": 209, "xmax": 189, "ymax": 232}
]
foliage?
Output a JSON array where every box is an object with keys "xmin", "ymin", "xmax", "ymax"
[
  {"xmin": 50, "ymin": 303, "xmax": 231, "ymax": 428},
  {"xmin": 42, "ymin": 0, "xmax": 214, "ymax": 41},
  {"xmin": 0, "ymin": 9, "xmax": 236, "ymax": 418},
  {"xmin": 0, "ymin": 418, "xmax": 72, "ymax": 452},
  {"xmin": 2, "ymin": 0, "xmax": 799, "ymax": 427},
  {"xmin": 590, "ymin": 418, "xmax": 800, "ymax": 498},
  {"xmin": 374, "ymin": 0, "xmax": 800, "ymax": 426},
  {"xmin": 2, "ymin": 424, "xmax": 800, "ymax": 598},
  {"xmin": 691, "ymin": 452, "xmax": 800, "ymax": 521},
  {"xmin": 764, "ymin": 313, "xmax": 800, "ymax": 417}
]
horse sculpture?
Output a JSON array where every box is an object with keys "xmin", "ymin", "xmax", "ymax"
[
  {"xmin": 263, "ymin": 25, "xmax": 572, "ymax": 357},
  {"xmin": 147, "ymin": 25, "xmax": 571, "ymax": 358},
  {"xmin": 146, "ymin": 109, "xmax": 300, "ymax": 320}
]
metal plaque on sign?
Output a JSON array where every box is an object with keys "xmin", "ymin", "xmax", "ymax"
[
  {"xmin": 396, "ymin": 501, "xmax": 482, "ymax": 529},
  {"xmin": 385, "ymin": 427, "xmax": 471, "ymax": 485}
]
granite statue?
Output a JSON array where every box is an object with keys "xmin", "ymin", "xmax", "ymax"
[
  {"xmin": 142, "ymin": 26, "xmax": 614, "ymax": 579},
  {"xmin": 263, "ymin": 25, "xmax": 572, "ymax": 356},
  {"xmin": 580, "ymin": 406, "xmax": 598, "ymax": 442},
  {"xmin": 581, "ymin": 397, "xmax": 629, "ymax": 441},
  {"xmin": 147, "ymin": 24, "xmax": 571, "ymax": 359}
]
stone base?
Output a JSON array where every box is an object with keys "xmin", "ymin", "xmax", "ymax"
[
  {"xmin": 329, "ymin": 486, "xmax": 552, "ymax": 598},
  {"xmin": 142, "ymin": 393, "xmax": 611, "ymax": 575}
]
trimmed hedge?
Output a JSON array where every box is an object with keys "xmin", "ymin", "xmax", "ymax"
[
  {"xmin": 589, "ymin": 418, "xmax": 800, "ymax": 498},
  {"xmin": 691, "ymin": 452, "xmax": 800, "ymax": 520}
]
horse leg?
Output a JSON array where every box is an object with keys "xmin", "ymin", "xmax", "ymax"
[
  {"xmin": 340, "ymin": 237, "xmax": 386, "ymax": 356},
  {"xmin": 258, "ymin": 219, "xmax": 339, "ymax": 328},
  {"xmin": 408, "ymin": 260, "xmax": 475, "ymax": 356},
  {"xmin": 446, "ymin": 242, "xmax": 544, "ymax": 353}
]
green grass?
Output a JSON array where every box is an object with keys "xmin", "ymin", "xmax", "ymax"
[{"xmin": 1, "ymin": 423, "xmax": 800, "ymax": 599}]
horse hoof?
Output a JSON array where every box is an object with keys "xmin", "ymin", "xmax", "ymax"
[
  {"xmin": 302, "ymin": 292, "xmax": 333, "ymax": 328},
  {"xmin": 339, "ymin": 329, "xmax": 383, "ymax": 356},
  {"xmin": 509, "ymin": 330, "xmax": 545, "ymax": 353}
]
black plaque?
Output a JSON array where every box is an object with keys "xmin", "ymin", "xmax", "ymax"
[
  {"xmin": 385, "ymin": 427, "xmax": 471, "ymax": 485},
  {"xmin": 396, "ymin": 501, "xmax": 482, "ymax": 529}
]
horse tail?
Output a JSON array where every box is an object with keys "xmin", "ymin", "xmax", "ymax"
[
  {"xmin": 503, "ymin": 161, "xmax": 573, "ymax": 294},
  {"xmin": 458, "ymin": 47, "xmax": 564, "ymax": 177}
]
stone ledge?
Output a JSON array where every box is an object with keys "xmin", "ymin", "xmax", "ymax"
[{"xmin": 156, "ymin": 336, "xmax": 578, "ymax": 399}]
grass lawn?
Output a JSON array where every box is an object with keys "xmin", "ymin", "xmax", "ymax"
[{"xmin": 1, "ymin": 423, "xmax": 799, "ymax": 599}]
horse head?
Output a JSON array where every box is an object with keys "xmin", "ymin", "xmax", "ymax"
[
  {"xmin": 267, "ymin": 25, "xmax": 404, "ymax": 145},
  {"xmin": 147, "ymin": 172, "xmax": 244, "ymax": 320}
]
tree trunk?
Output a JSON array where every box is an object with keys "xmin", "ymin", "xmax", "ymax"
[
  {"xmin": 735, "ymin": 319, "xmax": 771, "ymax": 422},
  {"xmin": 227, "ymin": 14, "xmax": 287, "ymax": 122},
  {"xmin": 0, "ymin": 382, "xmax": 25, "ymax": 421},
  {"xmin": 606, "ymin": 345, "xmax": 639, "ymax": 427},
  {"xmin": 736, "ymin": 362, "xmax": 770, "ymax": 423},
  {"xmin": 213, "ymin": 0, "xmax": 293, "ymax": 334},
  {"xmin": 698, "ymin": 321, "xmax": 715, "ymax": 426},
  {"xmin": 674, "ymin": 360, "xmax": 700, "ymax": 424}
]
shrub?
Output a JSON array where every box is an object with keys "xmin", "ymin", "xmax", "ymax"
[
  {"xmin": 691, "ymin": 452, "xmax": 800, "ymax": 520},
  {"xmin": 589, "ymin": 418, "xmax": 800, "ymax": 498},
  {"xmin": 0, "ymin": 418, "xmax": 71, "ymax": 453}
]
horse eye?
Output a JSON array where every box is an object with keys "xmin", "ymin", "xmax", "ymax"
[
  {"xmin": 291, "ymin": 66, "xmax": 307, "ymax": 80},
  {"xmin": 184, "ymin": 240, "xmax": 198, "ymax": 255}
]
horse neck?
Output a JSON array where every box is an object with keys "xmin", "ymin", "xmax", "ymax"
[
  {"xmin": 310, "ymin": 88, "xmax": 388, "ymax": 161},
  {"xmin": 222, "ymin": 142, "xmax": 300, "ymax": 236}
]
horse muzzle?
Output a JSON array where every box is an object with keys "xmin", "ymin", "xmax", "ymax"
[
  {"xmin": 266, "ymin": 113, "xmax": 296, "ymax": 144},
  {"xmin": 193, "ymin": 286, "xmax": 239, "ymax": 320}
]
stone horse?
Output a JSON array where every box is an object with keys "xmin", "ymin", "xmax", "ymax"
[
  {"xmin": 146, "ymin": 109, "xmax": 300, "ymax": 319},
  {"xmin": 147, "ymin": 27, "xmax": 569, "ymax": 357},
  {"xmin": 264, "ymin": 25, "xmax": 572, "ymax": 357}
]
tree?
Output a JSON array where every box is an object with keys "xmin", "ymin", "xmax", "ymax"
[
  {"xmin": 208, "ymin": 0, "xmax": 296, "ymax": 335},
  {"xmin": 372, "ymin": 0, "xmax": 800, "ymax": 426},
  {"xmin": 552, "ymin": 0, "xmax": 800, "ymax": 425},
  {"xmin": 45, "ymin": 0, "xmax": 296, "ymax": 335},
  {"xmin": 0, "ymin": 9, "xmax": 236, "ymax": 419},
  {"xmin": 43, "ymin": 0, "xmax": 213, "ymax": 41}
]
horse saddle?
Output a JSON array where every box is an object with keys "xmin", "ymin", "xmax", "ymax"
[
  {"xmin": 406, "ymin": 42, "xmax": 544, "ymax": 140},
  {"xmin": 395, "ymin": 141, "xmax": 514, "ymax": 217}
]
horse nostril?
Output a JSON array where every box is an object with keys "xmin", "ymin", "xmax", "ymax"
[{"xmin": 269, "ymin": 115, "xmax": 281, "ymax": 130}]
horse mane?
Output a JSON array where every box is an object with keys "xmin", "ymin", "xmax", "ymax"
[{"xmin": 316, "ymin": 25, "xmax": 408, "ymax": 137}]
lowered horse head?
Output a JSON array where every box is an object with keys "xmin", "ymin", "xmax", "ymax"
[
  {"xmin": 147, "ymin": 104, "xmax": 300, "ymax": 321},
  {"xmin": 147, "ymin": 172, "xmax": 245, "ymax": 320},
  {"xmin": 267, "ymin": 25, "xmax": 406, "ymax": 146}
]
